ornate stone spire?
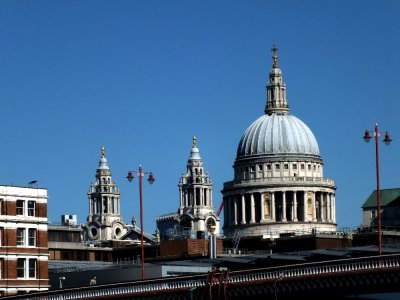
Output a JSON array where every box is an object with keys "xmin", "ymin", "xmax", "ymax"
[
  {"xmin": 85, "ymin": 147, "xmax": 126, "ymax": 242},
  {"xmin": 264, "ymin": 45, "xmax": 289, "ymax": 115},
  {"xmin": 177, "ymin": 136, "xmax": 220, "ymax": 237}
]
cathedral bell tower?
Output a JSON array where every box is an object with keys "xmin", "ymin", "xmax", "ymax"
[
  {"xmin": 83, "ymin": 147, "xmax": 129, "ymax": 241},
  {"xmin": 178, "ymin": 137, "xmax": 220, "ymax": 238}
]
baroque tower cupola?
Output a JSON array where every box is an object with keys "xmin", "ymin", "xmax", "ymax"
[
  {"xmin": 177, "ymin": 137, "xmax": 220, "ymax": 238},
  {"xmin": 83, "ymin": 147, "xmax": 129, "ymax": 241},
  {"xmin": 265, "ymin": 46, "xmax": 289, "ymax": 115}
]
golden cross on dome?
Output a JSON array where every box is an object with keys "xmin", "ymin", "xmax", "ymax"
[{"xmin": 101, "ymin": 146, "xmax": 105, "ymax": 158}]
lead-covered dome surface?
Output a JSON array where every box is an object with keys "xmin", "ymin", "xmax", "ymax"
[{"xmin": 237, "ymin": 113, "xmax": 320, "ymax": 158}]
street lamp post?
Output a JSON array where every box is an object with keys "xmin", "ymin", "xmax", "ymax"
[
  {"xmin": 58, "ymin": 276, "xmax": 65, "ymax": 289},
  {"xmin": 126, "ymin": 165, "xmax": 155, "ymax": 280},
  {"xmin": 363, "ymin": 124, "xmax": 392, "ymax": 255}
]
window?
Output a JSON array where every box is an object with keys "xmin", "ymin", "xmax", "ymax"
[
  {"xmin": 258, "ymin": 164, "xmax": 263, "ymax": 172},
  {"xmin": 301, "ymin": 164, "xmax": 305, "ymax": 170},
  {"xmin": 27, "ymin": 201, "xmax": 35, "ymax": 217},
  {"xmin": 267, "ymin": 165, "xmax": 271, "ymax": 171},
  {"xmin": 0, "ymin": 199, "xmax": 2, "ymax": 215},
  {"xmin": 275, "ymin": 164, "xmax": 280, "ymax": 170},
  {"xmin": 16, "ymin": 200, "xmax": 24, "ymax": 215},
  {"xmin": 28, "ymin": 229, "xmax": 36, "ymax": 246},
  {"xmin": 308, "ymin": 165, "xmax": 311, "ymax": 171},
  {"xmin": 103, "ymin": 197, "xmax": 108, "ymax": 213},
  {"xmin": 293, "ymin": 164, "xmax": 297, "ymax": 170},
  {"xmin": 17, "ymin": 259, "xmax": 25, "ymax": 278},
  {"xmin": 250, "ymin": 166, "xmax": 255, "ymax": 172},
  {"xmin": 314, "ymin": 165, "xmax": 316, "ymax": 171},
  {"xmin": 16, "ymin": 228, "xmax": 25, "ymax": 246},
  {"xmin": 284, "ymin": 164, "xmax": 289, "ymax": 170},
  {"xmin": 0, "ymin": 258, "xmax": 3, "ymax": 279},
  {"xmin": 28, "ymin": 259, "xmax": 36, "ymax": 278},
  {"xmin": 16, "ymin": 258, "xmax": 36, "ymax": 278}
]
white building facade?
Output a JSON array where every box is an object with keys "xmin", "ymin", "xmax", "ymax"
[{"xmin": 222, "ymin": 47, "xmax": 337, "ymax": 238}]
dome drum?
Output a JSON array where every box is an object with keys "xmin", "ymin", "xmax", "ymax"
[
  {"xmin": 223, "ymin": 179, "xmax": 336, "ymax": 192},
  {"xmin": 233, "ymin": 160, "xmax": 325, "ymax": 182},
  {"xmin": 234, "ymin": 153, "xmax": 323, "ymax": 164}
]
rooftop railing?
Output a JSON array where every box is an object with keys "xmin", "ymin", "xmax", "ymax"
[{"xmin": 5, "ymin": 253, "xmax": 400, "ymax": 300}]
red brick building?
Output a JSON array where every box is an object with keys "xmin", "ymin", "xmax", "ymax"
[{"xmin": 0, "ymin": 185, "xmax": 49, "ymax": 296}]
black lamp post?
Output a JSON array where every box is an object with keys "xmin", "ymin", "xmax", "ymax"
[
  {"xmin": 126, "ymin": 165, "xmax": 155, "ymax": 280},
  {"xmin": 363, "ymin": 124, "xmax": 392, "ymax": 255}
]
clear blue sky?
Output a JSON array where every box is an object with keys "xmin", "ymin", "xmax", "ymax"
[{"xmin": 1, "ymin": 0, "xmax": 400, "ymax": 235}]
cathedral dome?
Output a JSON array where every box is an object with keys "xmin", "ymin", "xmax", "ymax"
[
  {"xmin": 222, "ymin": 46, "xmax": 336, "ymax": 240},
  {"xmin": 237, "ymin": 113, "xmax": 320, "ymax": 158},
  {"xmin": 236, "ymin": 46, "xmax": 320, "ymax": 160}
]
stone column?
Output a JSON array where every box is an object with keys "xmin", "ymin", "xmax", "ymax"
[
  {"xmin": 193, "ymin": 188, "xmax": 197, "ymax": 207},
  {"xmin": 282, "ymin": 192, "xmax": 287, "ymax": 221},
  {"xmin": 312, "ymin": 192, "xmax": 317, "ymax": 222},
  {"xmin": 250, "ymin": 193, "xmax": 255, "ymax": 223},
  {"xmin": 328, "ymin": 193, "xmax": 332, "ymax": 222},
  {"xmin": 303, "ymin": 192, "xmax": 307, "ymax": 222},
  {"xmin": 319, "ymin": 192, "xmax": 325, "ymax": 222},
  {"xmin": 293, "ymin": 191, "xmax": 298, "ymax": 221},
  {"xmin": 233, "ymin": 196, "xmax": 238, "ymax": 225},
  {"xmin": 179, "ymin": 189, "xmax": 183, "ymax": 207},
  {"xmin": 271, "ymin": 192, "xmax": 276, "ymax": 221},
  {"xmin": 90, "ymin": 198, "xmax": 93, "ymax": 215},
  {"xmin": 241, "ymin": 194, "xmax": 246, "ymax": 224},
  {"xmin": 261, "ymin": 193, "xmax": 265, "ymax": 222},
  {"xmin": 326, "ymin": 193, "xmax": 330, "ymax": 222}
]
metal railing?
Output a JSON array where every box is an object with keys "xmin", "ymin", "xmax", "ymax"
[{"xmin": 4, "ymin": 253, "xmax": 400, "ymax": 299}]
